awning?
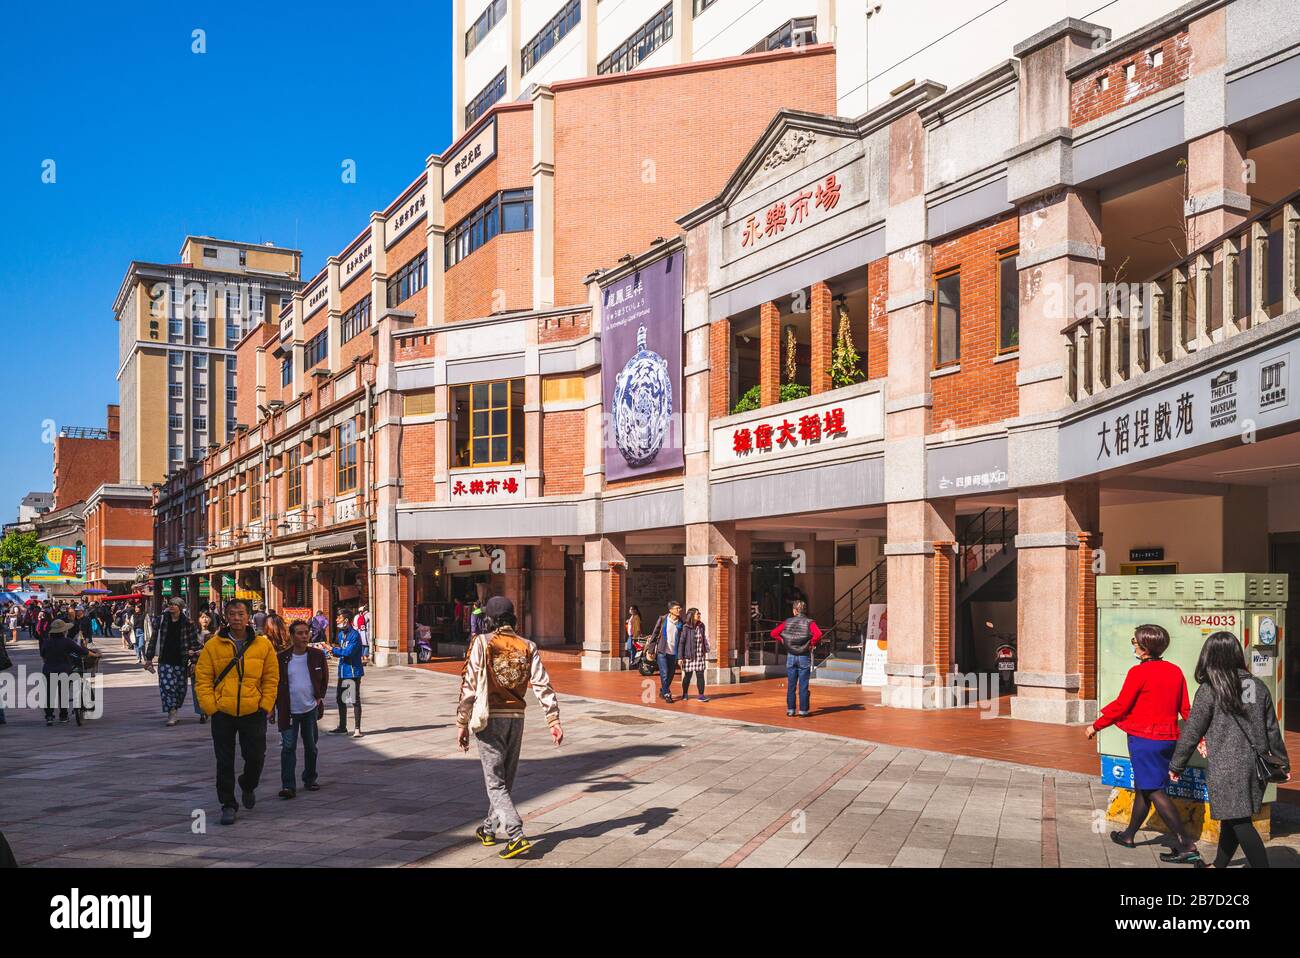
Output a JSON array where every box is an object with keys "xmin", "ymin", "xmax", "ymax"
[{"xmin": 307, "ymin": 530, "xmax": 361, "ymax": 552}]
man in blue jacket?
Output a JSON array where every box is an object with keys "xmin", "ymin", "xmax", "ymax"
[{"xmin": 328, "ymin": 608, "xmax": 364, "ymax": 738}]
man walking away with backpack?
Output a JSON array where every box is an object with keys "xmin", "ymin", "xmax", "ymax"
[
  {"xmin": 770, "ymin": 600, "xmax": 823, "ymax": 718},
  {"xmin": 194, "ymin": 599, "xmax": 279, "ymax": 826},
  {"xmin": 456, "ymin": 596, "xmax": 563, "ymax": 860}
]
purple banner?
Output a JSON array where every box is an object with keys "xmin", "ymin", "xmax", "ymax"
[{"xmin": 601, "ymin": 251, "xmax": 684, "ymax": 482}]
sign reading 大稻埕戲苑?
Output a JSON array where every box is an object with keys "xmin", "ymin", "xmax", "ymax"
[
  {"xmin": 385, "ymin": 180, "xmax": 428, "ymax": 248},
  {"xmin": 448, "ymin": 466, "xmax": 526, "ymax": 502},
  {"xmin": 1129, "ymin": 547, "xmax": 1164, "ymax": 562},
  {"xmin": 443, "ymin": 117, "xmax": 497, "ymax": 199},
  {"xmin": 926, "ymin": 436, "xmax": 1011, "ymax": 498},
  {"xmin": 710, "ymin": 391, "xmax": 883, "ymax": 471},
  {"xmin": 1059, "ymin": 338, "xmax": 1294, "ymax": 480},
  {"xmin": 600, "ymin": 251, "xmax": 684, "ymax": 483}
]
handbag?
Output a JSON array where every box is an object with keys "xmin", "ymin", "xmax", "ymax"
[
  {"xmin": 469, "ymin": 634, "xmax": 491, "ymax": 734},
  {"xmin": 1228, "ymin": 708, "xmax": 1289, "ymax": 786}
]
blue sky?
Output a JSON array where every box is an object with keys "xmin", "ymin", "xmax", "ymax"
[{"xmin": 0, "ymin": 0, "xmax": 453, "ymax": 519}]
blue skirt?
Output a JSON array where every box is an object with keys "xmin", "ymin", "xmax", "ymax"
[{"xmin": 1128, "ymin": 733, "xmax": 1176, "ymax": 791}]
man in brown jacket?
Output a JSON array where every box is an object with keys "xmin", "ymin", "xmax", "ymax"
[{"xmin": 456, "ymin": 596, "xmax": 563, "ymax": 859}]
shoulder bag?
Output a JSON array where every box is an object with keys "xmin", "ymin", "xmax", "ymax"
[{"xmin": 1228, "ymin": 707, "xmax": 1289, "ymax": 786}]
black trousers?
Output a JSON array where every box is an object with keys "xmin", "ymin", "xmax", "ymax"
[
  {"xmin": 336, "ymin": 676, "xmax": 362, "ymax": 729},
  {"xmin": 211, "ymin": 711, "xmax": 267, "ymax": 810},
  {"xmin": 1215, "ymin": 816, "xmax": 1269, "ymax": 868}
]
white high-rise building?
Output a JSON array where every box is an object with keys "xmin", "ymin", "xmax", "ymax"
[{"xmin": 451, "ymin": 0, "xmax": 1186, "ymax": 138}]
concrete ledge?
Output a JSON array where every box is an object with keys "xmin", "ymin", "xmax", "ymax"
[
  {"xmin": 1017, "ymin": 240, "xmax": 1103, "ymax": 270},
  {"xmin": 1186, "ymin": 188, "xmax": 1251, "ymax": 217},
  {"xmin": 883, "ymin": 541, "xmax": 935, "ymax": 557},
  {"xmin": 707, "ymin": 666, "xmax": 742, "ymax": 686},
  {"xmin": 1014, "ymin": 532, "xmax": 1080, "ymax": 549},
  {"xmin": 1016, "ymin": 362, "xmax": 1063, "ymax": 387},
  {"xmin": 884, "ymin": 662, "xmax": 939, "ymax": 678},
  {"xmin": 1010, "ymin": 695, "xmax": 1096, "ymax": 725},
  {"xmin": 886, "ymin": 392, "xmax": 933, "ymax": 413},
  {"xmin": 886, "ymin": 287, "xmax": 934, "ymax": 313},
  {"xmin": 580, "ymin": 653, "xmax": 627, "ymax": 672},
  {"xmin": 1013, "ymin": 669, "xmax": 1081, "ymax": 690}
]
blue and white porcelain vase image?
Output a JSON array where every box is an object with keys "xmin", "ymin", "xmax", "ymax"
[{"xmin": 612, "ymin": 324, "xmax": 672, "ymax": 468}]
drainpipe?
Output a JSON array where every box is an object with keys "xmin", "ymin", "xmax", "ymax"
[
  {"xmin": 363, "ymin": 376, "xmax": 377, "ymax": 661},
  {"xmin": 261, "ymin": 435, "xmax": 270, "ymax": 610}
]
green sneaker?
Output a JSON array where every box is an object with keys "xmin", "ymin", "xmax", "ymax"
[
  {"xmin": 498, "ymin": 836, "xmax": 532, "ymax": 859},
  {"xmin": 475, "ymin": 826, "xmax": 498, "ymax": 847}
]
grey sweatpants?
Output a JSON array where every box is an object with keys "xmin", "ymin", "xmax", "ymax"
[{"xmin": 475, "ymin": 715, "xmax": 525, "ymax": 840}]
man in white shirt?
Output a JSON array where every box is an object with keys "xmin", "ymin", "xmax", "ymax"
[{"xmin": 273, "ymin": 620, "xmax": 328, "ymax": 799}]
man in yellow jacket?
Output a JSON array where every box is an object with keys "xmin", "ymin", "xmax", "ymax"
[{"xmin": 194, "ymin": 598, "xmax": 279, "ymax": 826}]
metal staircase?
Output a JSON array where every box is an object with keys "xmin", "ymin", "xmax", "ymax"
[
  {"xmin": 812, "ymin": 558, "xmax": 887, "ymax": 681},
  {"xmin": 957, "ymin": 507, "xmax": 1018, "ymax": 603}
]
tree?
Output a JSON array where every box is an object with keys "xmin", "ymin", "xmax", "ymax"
[{"xmin": 0, "ymin": 531, "xmax": 49, "ymax": 590}]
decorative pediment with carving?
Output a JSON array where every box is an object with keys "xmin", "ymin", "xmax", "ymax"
[{"xmin": 761, "ymin": 128, "xmax": 817, "ymax": 171}]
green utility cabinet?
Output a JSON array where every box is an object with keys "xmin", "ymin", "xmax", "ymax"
[{"xmin": 1096, "ymin": 573, "xmax": 1287, "ymax": 816}]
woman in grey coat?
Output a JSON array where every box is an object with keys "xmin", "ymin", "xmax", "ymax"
[{"xmin": 1169, "ymin": 631, "xmax": 1290, "ymax": 868}]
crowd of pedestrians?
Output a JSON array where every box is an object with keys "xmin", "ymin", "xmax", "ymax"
[{"xmin": 0, "ymin": 589, "xmax": 1291, "ymax": 868}]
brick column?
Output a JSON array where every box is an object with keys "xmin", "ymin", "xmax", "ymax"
[
  {"xmin": 1011, "ymin": 482, "xmax": 1099, "ymax": 724},
  {"xmin": 759, "ymin": 301, "xmax": 780, "ymax": 407},
  {"xmin": 709, "ymin": 318, "xmax": 731, "ymax": 418},
  {"xmin": 932, "ymin": 542, "xmax": 954, "ymax": 678},
  {"xmin": 879, "ymin": 93, "xmax": 957, "ymax": 710},
  {"xmin": 1184, "ymin": 6, "xmax": 1249, "ymax": 251},
  {"xmin": 581, "ymin": 535, "xmax": 626, "ymax": 671},
  {"xmin": 882, "ymin": 500, "xmax": 957, "ymax": 708},
  {"xmin": 810, "ymin": 281, "xmax": 833, "ymax": 394},
  {"xmin": 530, "ymin": 541, "xmax": 568, "ymax": 647},
  {"xmin": 686, "ymin": 522, "xmax": 742, "ymax": 685},
  {"xmin": 311, "ymin": 561, "xmax": 331, "ymax": 619}
]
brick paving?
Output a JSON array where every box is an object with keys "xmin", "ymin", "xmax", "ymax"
[{"xmin": 2, "ymin": 638, "xmax": 1297, "ymax": 868}]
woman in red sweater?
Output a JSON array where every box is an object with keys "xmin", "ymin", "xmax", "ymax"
[{"xmin": 1086, "ymin": 623, "xmax": 1202, "ymax": 865}]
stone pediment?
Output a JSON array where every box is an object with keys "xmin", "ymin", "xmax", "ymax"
[
  {"xmin": 678, "ymin": 109, "xmax": 860, "ymax": 230},
  {"xmin": 760, "ymin": 128, "xmax": 819, "ymax": 171}
]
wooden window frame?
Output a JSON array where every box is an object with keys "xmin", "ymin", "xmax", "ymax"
[
  {"xmin": 454, "ymin": 378, "xmax": 525, "ymax": 469},
  {"xmin": 996, "ymin": 246, "xmax": 1020, "ymax": 355},
  {"xmin": 336, "ymin": 420, "xmax": 358, "ymax": 494},
  {"xmin": 249, "ymin": 465, "xmax": 262, "ymax": 521},
  {"xmin": 286, "ymin": 447, "xmax": 303, "ymax": 510},
  {"xmin": 932, "ymin": 267, "xmax": 962, "ymax": 370}
]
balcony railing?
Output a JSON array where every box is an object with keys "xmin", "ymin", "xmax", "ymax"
[{"xmin": 1065, "ymin": 190, "xmax": 1300, "ymax": 402}]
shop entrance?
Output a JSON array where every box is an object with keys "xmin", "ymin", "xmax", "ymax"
[
  {"xmin": 956, "ymin": 506, "xmax": 1018, "ymax": 695},
  {"xmin": 748, "ymin": 556, "xmax": 795, "ymax": 664}
]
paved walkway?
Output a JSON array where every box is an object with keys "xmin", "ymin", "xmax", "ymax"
[{"xmin": 2, "ymin": 639, "xmax": 1297, "ymax": 868}]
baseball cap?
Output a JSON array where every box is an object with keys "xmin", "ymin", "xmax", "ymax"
[{"xmin": 482, "ymin": 596, "xmax": 514, "ymax": 620}]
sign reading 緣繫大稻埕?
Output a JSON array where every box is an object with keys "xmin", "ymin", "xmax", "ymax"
[
  {"xmin": 600, "ymin": 251, "xmax": 684, "ymax": 483},
  {"xmin": 1058, "ymin": 338, "xmax": 1294, "ymax": 481}
]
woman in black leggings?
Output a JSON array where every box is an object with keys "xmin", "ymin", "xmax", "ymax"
[{"xmin": 1170, "ymin": 631, "xmax": 1290, "ymax": 868}]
